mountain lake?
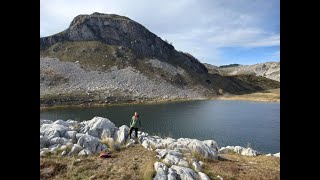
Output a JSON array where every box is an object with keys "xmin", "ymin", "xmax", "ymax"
[{"xmin": 40, "ymin": 100, "xmax": 280, "ymax": 153}]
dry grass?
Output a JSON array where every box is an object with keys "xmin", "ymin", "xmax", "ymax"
[
  {"xmin": 40, "ymin": 145, "xmax": 156, "ymax": 180},
  {"xmin": 216, "ymin": 88, "xmax": 280, "ymax": 102},
  {"xmin": 202, "ymin": 154, "xmax": 280, "ymax": 180},
  {"xmin": 140, "ymin": 156, "xmax": 157, "ymax": 180},
  {"xmin": 40, "ymin": 41, "xmax": 121, "ymax": 71},
  {"xmin": 100, "ymin": 138, "xmax": 115, "ymax": 150},
  {"xmin": 41, "ymin": 145, "xmax": 279, "ymax": 180}
]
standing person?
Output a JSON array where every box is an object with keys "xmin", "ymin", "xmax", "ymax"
[{"xmin": 129, "ymin": 112, "xmax": 142, "ymax": 139}]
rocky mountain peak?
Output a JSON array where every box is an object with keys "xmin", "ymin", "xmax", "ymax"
[
  {"xmin": 69, "ymin": 12, "xmax": 133, "ymax": 29},
  {"xmin": 40, "ymin": 12, "xmax": 207, "ymax": 74}
]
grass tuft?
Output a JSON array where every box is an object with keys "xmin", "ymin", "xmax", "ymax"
[
  {"xmin": 141, "ymin": 158, "xmax": 157, "ymax": 180},
  {"xmin": 100, "ymin": 137, "xmax": 115, "ymax": 151}
]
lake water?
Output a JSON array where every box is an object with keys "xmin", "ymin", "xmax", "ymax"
[{"xmin": 40, "ymin": 100, "xmax": 280, "ymax": 153}]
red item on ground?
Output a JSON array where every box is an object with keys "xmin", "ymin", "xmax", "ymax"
[{"xmin": 99, "ymin": 152, "xmax": 111, "ymax": 158}]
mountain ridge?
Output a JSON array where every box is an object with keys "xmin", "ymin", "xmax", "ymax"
[{"xmin": 204, "ymin": 61, "xmax": 280, "ymax": 82}]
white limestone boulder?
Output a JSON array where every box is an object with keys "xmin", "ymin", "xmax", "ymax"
[
  {"xmin": 198, "ymin": 172, "xmax": 210, "ymax": 180},
  {"xmin": 273, "ymin": 152, "xmax": 280, "ymax": 157},
  {"xmin": 48, "ymin": 144, "xmax": 62, "ymax": 150},
  {"xmin": 241, "ymin": 147, "xmax": 258, "ymax": 156},
  {"xmin": 126, "ymin": 139, "xmax": 135, "ymax": 148},
  {"xmin": 66, "ymin": 120, "xmax": 78, "ymax": 126},
  {"xmin": 153, "ymin": 171, "xmax": 167, "ymax": 180},
  {"xmin": 171, "ymin": 165, "xmax": 199, "ymax": 180},
  {"xmin": 64, "ymin": 131, "xmax": 78, "ymax": 142},
  {"xmin": 186, "ymin": 139, "xmax": 218, "ymax": 159},
  {"xmin": 53, "ymin": 120, "xmax": 70, "ymax": 127},
  {"xmin": 40, "ymin": 123, "xmax": 70, "ymax": 140},
  {"xmin": 80, "ymin": 117, "xmax": 117, "ymax": 138},
  {"xmin": 203, "ymin": 140, "xmax": 219, "ymax": 151},
  {"xmin": 114, "ymin": 125, "xmax": 129, "ymax": 144},
  {"xmin": 192, "ymin": 161, "xmax": 202, "ymax": 172},
  {"xmin": 96, "ymin": 144, "xmax": 108, "ymax": 153},
  {"xmin": 142, "ymin": 137, "xmax": 218, "ymax": 160},
  {"xmin": 167, "ymin": 168, "xmax": 178, "ymax": 180},
  {"xmin": 68, "ymin": 144, "xmax": 83, "ymax": 155},
  {"xmin": 40, "ymin": 120, "xmax": 53, "ymax": 126},
  {"xmin": 177, "ymin": 159, "xmax": 189, "ymax": 167},
  {"xmin": 49, "ymin": 137, "xmax": 72, "ymax": 145},
  {"xmin": 219, "ymin": 146, "xmax": 260, "ymax": 156},
  {"xmin": 78, "ymin": 149, "xmax": 92, "ymax": 156},
  {"xmin": 155, "ymin": 149, "xmax": 183, "ymax": 159},
  {"xmin": 48, "ymin": 144, "xmax": 61, "ymax": 153},
  {"xmin": 77, "ymin": 134, "xmax": 103, "ymax": 153},
  {"xmin": 142, "ymin": 139, "xmax": 161, "ymax": 150},
  {"xmin": 234, "ymin": 146, "xmax": 244, "ymax": 154},
  {"xmin": 163, "ymin": 154, "xmax": 189, "ymax": 168},
  {"xmin": 154, "ymin": 162, "xmax": 168, "ymax": 173},
  {"xmin": 40, "ymin": 135, "xmax": 47, "ymax": 148},
  {"xmin": 76, "ymin": 133, "xmax": 86, "ymax": 141}
]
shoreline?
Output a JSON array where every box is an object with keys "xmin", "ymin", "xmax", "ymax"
[
  {"xmin": 40, "ymin": 91, "xmax": 280, "ymax": 110},
  {"xmin": 212, "ymin": 96, "xmax": 280, "ymax": 102},
  {"xmin": 212, "ymin": 88, "xmax": 280, "ymax": 103},
  {"xmin": 40, "ymin": 97, "xmax": 208, "ymax": 110}
]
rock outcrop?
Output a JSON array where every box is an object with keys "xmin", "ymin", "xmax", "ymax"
[
  {"xmin": 40, "ymin": 12, "xmax": 207, "ymax": 74},
  {"xmin": 219, "ymin": 146, "xmax": 262, "ymax": 156},
  {"xmin": 205, "ymin": 62, "xmax": 280, "ymax": 82},
  {"xmin": 266, "ymin": 152, "xmax": 280, "ymax": 157},
  {"xmin": 79, "ymin": 116, "xmax": 117, "ymax": 138}
]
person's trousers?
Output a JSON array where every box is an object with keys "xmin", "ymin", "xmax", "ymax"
[{"xmin": 129, "ymin": 127, "xmax": 138, "ymax": 139}]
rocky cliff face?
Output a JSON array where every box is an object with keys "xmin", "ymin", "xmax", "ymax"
[{"xmin": 40, "ymin": 12, "xmax": 207, "ymax": 74}]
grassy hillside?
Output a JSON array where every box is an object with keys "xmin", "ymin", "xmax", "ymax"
[
  {"xmin": 40, "ymin": 41, "xmax": 129, "ymax": 71},
  {"xmin": 227, "ymin": 74, "xmax": 280, "ymax": 90},
  {"xmin": 216, "ymin": 88, "xmax": 280, "ymax": 102}
]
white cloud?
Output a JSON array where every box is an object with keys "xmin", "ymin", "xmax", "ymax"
[{"xmin": 207, "ymin": 29, "xmax": 279, "ymax": 48}]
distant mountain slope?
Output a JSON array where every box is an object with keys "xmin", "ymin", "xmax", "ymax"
[{"xmin": 204, "ymin": 62, "xmax": 280, "ymax": 82}]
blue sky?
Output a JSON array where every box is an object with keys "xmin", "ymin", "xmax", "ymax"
[{"xmin": 40, "ymin": 0, "xmax": 279, "ymax": 66}]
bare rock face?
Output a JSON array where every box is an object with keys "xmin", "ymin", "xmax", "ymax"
[
  {"xmin": 210, "ymin": 62, "xmax": 280, "ymax": 82},
  {"xmin": 40, "ymin": 12, "xmax": 207, "ymax": 74}
]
